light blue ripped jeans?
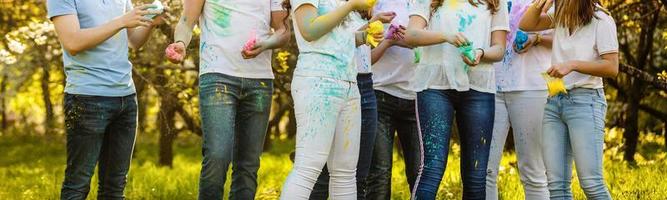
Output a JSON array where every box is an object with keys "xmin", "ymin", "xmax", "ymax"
[
  {"xmin": 280, "ymin": 75, "xmax": 361, "ymax": 200},
  {"xmin": 542, "ymin": 88, "xmax": 611, "ymax": 200}
]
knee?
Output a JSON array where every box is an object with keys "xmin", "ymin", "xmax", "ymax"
[
  {"xmin": 547, "ymin": 179, "xmax": 572, "ymax": 198},
  {"xmin": 578, "ymin": 176, "xmax": 610, "ymax": 197}
]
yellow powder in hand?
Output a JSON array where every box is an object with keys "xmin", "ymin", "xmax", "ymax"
[
  {"xmin": 367, "ymin": 0, "xmax": 378, "ymax": 7},
  {"xmin": 541, "ymin": 73, "xmax": 567, "ymax": 97},
  {"xmin": 366, "ymin": 21, "xmax": 384, "ymax": 47}
]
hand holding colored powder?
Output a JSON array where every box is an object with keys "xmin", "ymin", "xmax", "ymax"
[
  {"xmin": 385, "ymin": 24, "xmax": 400, "ymax": 40},
  {"xmin": 165, "ymin": 42, "xmax": 185, "ymax": 63},
  {"xmin": 366, "ymin": 21, "xmax": 384, "ymax": 47},
  {"xmin": 144, "ymin": 0, "xmax": 164, "ymax": 19},
  {"xmin": 514, "ymin": 31, "xmax": 529, "ymax": 50},
  {"xmin": 541, "ymin": 73, "xmax": 568, "ymax": 96},
  {"xmin": 459, "ymin": 42, "xmax": 476, "ymax": 63},
  {"xmin": 243, "ymin": 31, "xmax": 258, "ymax": 52}
]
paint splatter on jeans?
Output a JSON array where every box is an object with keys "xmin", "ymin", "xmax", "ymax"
[
  {"xmin": 413, "ymin": 89, "xmax": 494, "ymax": 200},
  {"xmin": 61, "ymin": 93, "xmax": 137, "ymax": 200},
  {"xmin": 310, "ymin": 73, "xmax": 377, "ymax": 200},
  {"xmin": 281, "ymin": 75, "xmax": 361, "ymax": 200},
  {"xmin": 198, "ymin": 73, "xmax": 273, "ymax": 200}
]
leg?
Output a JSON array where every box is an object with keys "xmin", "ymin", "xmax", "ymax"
[
  {"xmin": 367, "ymin": 91, "xmax": 397, "ymax": 200},
  {"xmin": 355, "ymin": 74, "xmax": 378, "ymax": 200},
  {"xmin": 60, "ymin": 94, "xmax": 114, "ymax": 200},
  {"xmin": 310, "ymin": 166, "xmax": 331, "ymax": 200},
  {"xmin": 327, "ymin": 82, "xmax": 361, "ymax": 199},
  {"xmin": 395, "ymin": 97, "xmax": 420, "ymax": 191},
  {"xmin": 542, "ymin": 95, "xmax": 573, "ymax": 200},
  {"xmin": 563, "ymin": 89, "xmax": 611, "ymax": 200},
  {"xmin": 230, "ymin": 78, "xmax": 273, "ymax": 200},
  {"xmin": 280, "ymin": 77, "xmax": 344, "ymax": 200},
  {"xmin": 413, "ymin": 89, "xmax": 455, "ymax": 200},
  {"xmin": 506, "ymin": 91, "xmax": 549, "ymax": 200},
  {"xmin": 198, "ymin": 73, "xmax": 241, "ymax": 200},
  {"xmin": 98, "ymin": 95, "xmax": 138, "ymax": 200},
  {"xmin": 457, "ymin": 90, "xmax": 494, "ymax": 200},
  {"xmin": 485, "ymin": 92, "xmax": 510, "ymax": 200}
]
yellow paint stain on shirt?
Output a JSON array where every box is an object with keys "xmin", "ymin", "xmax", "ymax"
[
  {"xmin": 344, "ymin": 139, "xmax": 350, "ymax": 150},
  {"xmin": 448, "ymin": 0, "xmax": 460, "ymax": 10}
]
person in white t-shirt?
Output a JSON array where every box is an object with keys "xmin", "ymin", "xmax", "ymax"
[
  {"xmin": 309, "ymin": 10, "xmax": 404, "ymax": 200},
  {"xmin": 519, "ymin": 0, "xmax": 618, "ymax": 199},
  {"xmin": 165, "ymin": 1, "xmax": 290, "ymax": 199},
  {"xmin": 405, "ymin": 0, "xmax": 509, "ymax": 199},
  {"xmin": 485, "ymin": 0, "xmax": 552, "ymax": 199},
  {"xmin": 278, "ymin": 0, "xmax": 382, "ymax": 199}
]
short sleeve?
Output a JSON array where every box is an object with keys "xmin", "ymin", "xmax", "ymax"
[
  {"xmin": 271, "ymin": 0, "xmax": 286, "ymax": 12},
  {"xmin": 595, "ymin": 13, "xmax": 619, "ymax": 55},
  {"xmin": 292, "ymin": 0, "xmax": 319, "ymax": 11},
  {"xmin": 409, "ymin": 0, "xmax": 430, "ymax": 23},
  {"xmin": 491, "ymin": 0, "xmax": 510, "ymax": 32},
  {"xmin": 47, "ymin": 0, "xmax": 77, "ymax": 20}
]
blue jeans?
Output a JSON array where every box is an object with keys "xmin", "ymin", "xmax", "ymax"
[
  {"xmin": 413, "ymin": 89, "xmax": 494, "ymax": 200},
  {"xmin": 310, "ymin": 73, "xmax": 378, "ymax": 200},
  {"xmin": 542, "ymin": 88, "xmax": 611, "ymax": 200},
  {"xmin": 367, "ymin": 90, "xmax": 421, "ymax": 200},
  {"xmin": 198, "ymin": 73, "xmax": 273, "ymax": 200},
  {"xmin": 61, "ymin": 94, "xmax": 138, "ymax": 200}
]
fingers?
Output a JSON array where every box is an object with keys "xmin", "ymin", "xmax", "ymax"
[{"xmin": 461, "ymin": 55, "xmax": 475, "ymax": 66}]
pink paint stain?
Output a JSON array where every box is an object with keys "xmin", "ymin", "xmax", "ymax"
[
  {"xmin": 165, "ymin": 45, "xmax": 181, "ymax": 61},
  {"xmin": 243, "ymin": 30, "xmax": 258, "ymax": 52}
]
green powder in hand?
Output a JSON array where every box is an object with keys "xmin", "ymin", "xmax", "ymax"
[{"xmin": 459, "ymin": 42, "xmax": 476, "ymax": 63}]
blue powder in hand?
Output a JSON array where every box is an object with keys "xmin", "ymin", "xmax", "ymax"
[{"xmin": 515, "ymin": 31, "xmax": 529, "ymax": 50}]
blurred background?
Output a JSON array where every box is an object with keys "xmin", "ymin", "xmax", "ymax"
[{"xmin": 0, "ymin": 0, "xmax": 666, "ymax": 199}]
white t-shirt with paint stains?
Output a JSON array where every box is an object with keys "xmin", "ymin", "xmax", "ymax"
[
  {"xmin": 347, "ymin": 13, "xmax": 372, "ymax": 74},
  {"xmin": 410, "ymin": 0, "xmax": 510, "ymax": 94},
  {"xmin": 199, "ymin": 0, "xmax": 284, "ymax": 79},
  {"xmin": 495, "ymin": 0, "xmax": 551, "ymax": 92},
  {"xmin": 550, "ymin": 9, "xmax": 618, "ymax": 89},
  {"xmin": 291, "ymin": 0, "xmax": 358, "ymax": 82},
  {"xmin": 372, "ymin": 0, "xmax": 417, "ymax": 100}
]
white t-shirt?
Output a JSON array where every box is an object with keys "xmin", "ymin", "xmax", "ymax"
[
  {"xmin": 550, "ymin": 9, "xmax": 618, "ymax": 89},
  {"xmin": 495, "ymin": 0, "xmax": 551, "ymax": 92},
  {"xmin": 372, "ymin": 0, "xmax": 417, "ymax": 100},
  {"xmin": 410, "ymin": 0, "xmax": 510, "ymax": 94},
  {"xmin": 347, "ymin": 13, "xmax": 372, "ymax": 74},
  {"xmin": 199, "ymin": 0, "xmax": 284, "ymax": 79},
  {"xmin": 291, "ymin": 0, "xmax": 358, "ymax": 82}
]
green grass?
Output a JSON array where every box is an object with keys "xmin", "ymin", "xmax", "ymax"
[{"xmin": 1, "ymin": 131, "xmax": 666, "ymax": 199}]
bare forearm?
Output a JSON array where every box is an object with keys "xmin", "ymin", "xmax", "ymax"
[
  {"xmin": 571, "ymin": 58, "xmax": 619, "ymax": 78},
  {"xmin": 537, "ymin": 34, "xmax": 553, "ymax": 49},
  {"xmin": 480, "ymin": 44, "xmax": 505, "ymax": 62},
  {"xmin": 404, "ymin": 29, "xmax": 446, "ymax": 47},
  {"xmin": 519, "ymin": 6, "xmax": 552, "ymax": 32},
  {"xmin": 128, "ymin": 26, "xmax": 155, "ymax": 49},
  {"xmin": 173, "ymin": 16, "xmax": 196, "ymax": 47},
  {"xmin": 55, "ymin": 17, "xmax": 126, "ymax": 55},
  {"xmin": 296, "ymin": 3, "xmax": 354, "ymax": 41},
  {"xmin": 371, "ymin": 40, "xmax": 392, "ymax": 64}
]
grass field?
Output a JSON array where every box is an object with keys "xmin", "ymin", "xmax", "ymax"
[{"xmin": 1, "ymin": 129, "xmax": 666, "ymax": 199}]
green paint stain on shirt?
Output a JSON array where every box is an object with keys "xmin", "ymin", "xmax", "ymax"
[{"xmin": 208, "ymin": 4, "xmax": 232, "ymax": 36}]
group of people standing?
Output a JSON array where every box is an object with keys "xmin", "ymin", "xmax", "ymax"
[{"xmin": 47, "ymin": 0, "xmax": 618, "ymax": 199}]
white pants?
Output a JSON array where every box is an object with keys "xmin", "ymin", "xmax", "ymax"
[
  {"xmin": 280, "ymin": 76, "xmax": 361, "ymax": 200},
  {"xmin": 486, "ymin": 90, "xmax": 550, "ymax": 200}
]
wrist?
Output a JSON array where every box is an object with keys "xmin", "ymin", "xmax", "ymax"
[
  {"xmin": 567, "ymin": 61, "xmax": 578, "ymax": 71},
  {"xmin": 476, "ymin": 48, "xmax": 485, "ymax": 59}
]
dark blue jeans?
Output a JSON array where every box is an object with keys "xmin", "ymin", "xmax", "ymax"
[
  {"xmin": 367, "ymin": 90, "xmax": 421, "ymax": 200},
  {"xmin": 198, "ymin": 73, "xmax": 273, "ymax": 200},
  {"xmin": 60, "ymin": 94, "xmax": 138, "ymax": 200},
  {"xmin": 413, "ymin": 89, "xmax": 494, "ymax": 200},
  {"xmin": 309, "ymin": 73, "xmax": 378, "ymax": 200}
]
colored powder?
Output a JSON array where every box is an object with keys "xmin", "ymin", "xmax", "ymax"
[
  {"xmin": 367, "ymin": 0, "xmax": 378, "ymax": 7},
  {"xmin": 459, "ymin": 42, "xmax": 476, "ymax": 63},
  {"xmin": 541, "ymin": 73, "xmax": 568, "ymax": 96},
  {"xmin": 515, "ymin": 31, "xmax": 529, "ymax": 50},
  {"xmin": 165, "ymin": 45, "xmax": 180, "ymax": 61},
  {"xmin": 209, "ymin": 4, "xmax": 232, "ymax": 36},
  {"xmin": 276, "ymin": 51, "xmax": 291, "ymax": 72},
  {"xmin": 385, "ymin": 24, "xmax": 399, "ymax": 40},
  {"xmin": 447, "ymin": 0, "xmax": 460, "ymax": 10},
  {"xmin": 144, "ymin": 0, "xmax": 164, "ymax": 19},
  {"xmin": 243, "ymin": 30, "xmax": 257, "ymax": 52},
  {"xmin": 413, "ymin": 48, "xmax": 422, "ymax": 63},
  {"xmin": 366, "ymin": 21, "xmax": 384, "ymax": 47}
]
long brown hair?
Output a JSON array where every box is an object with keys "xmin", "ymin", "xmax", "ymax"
[
  {"xmin": 430, "ymin": 0, "xmax": 500, "ymax": 18},
  {"xmin": 553, "ymin": 0, "xmax": 605, "ymax": 31}
]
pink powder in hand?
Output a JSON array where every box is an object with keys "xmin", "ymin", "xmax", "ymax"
[
  {"xmin": 243, "ymin": 30, "xmax": 258, "ymax": 52},
  {"xmin": 165, "ymin": 45, "xmax": 181, "ymax": 61},
  {"xmin": 385, "ymin": 24, "xmax": 400, "ymax": 40}
]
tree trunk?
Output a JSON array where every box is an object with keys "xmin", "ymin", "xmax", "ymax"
[
  {"xmin": 41, "ymin": 64, "xmax": 54, "ymax": 133},
  {"xmin": 1, "ymin": 74, "xmax": 6, "ymax": 132},
  {"xmin": 158, "ymin": 97, "xmax": 178, "ymax": 167},
  {"xmin": 623, "ymin": 91, "xmax": 640, "ymax": 163}
]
